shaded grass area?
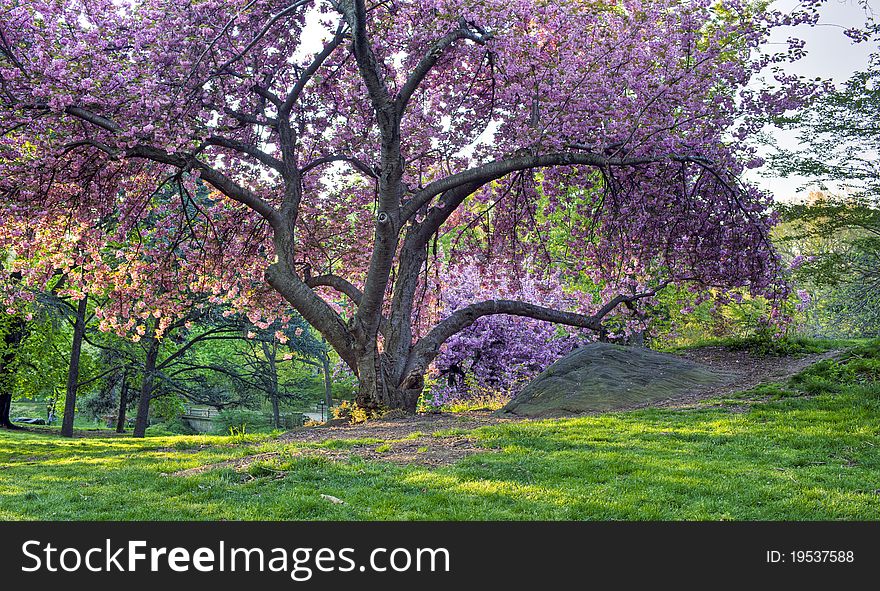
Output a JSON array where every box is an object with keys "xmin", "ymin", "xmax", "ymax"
[{"xmin": 1, "ymin": 340, "xmax": 879, "ymax": 520}]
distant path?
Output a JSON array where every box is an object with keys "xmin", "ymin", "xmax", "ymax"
[{"xmin": 652, "ymin": 348, "xmax": 844, "ymax": 411}]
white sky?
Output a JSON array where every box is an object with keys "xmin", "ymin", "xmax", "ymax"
[{"xmin": 746, "ymin": 0, "xmax": 878, "ymax": 201}]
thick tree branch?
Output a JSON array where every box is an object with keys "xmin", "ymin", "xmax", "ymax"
[
  {"xmin": 410, "ymin": 181, "xmax": 482, "ymax": 245},
  {"xmin": 54, "ymin": 106, "xmax": 284, "ymax": 229},
  {"xmin": 403, "ymin": 151, "xmax": 723, "ymax": 227},
  {"xmin": 223, "ymin": 107, "xmax": 276, "ymax": 128},
  {"xmin": 265, "ymin": 263, "xmax": 358, "ymax": 370},
  {"xmin": 404, "ymin": 151, "xmax": 653, "ymax": 221},
  {"xmin": 305, "ymin": 273, "xmax": 364, "ymax": 304},
  {"xmin": 64, "ymin": 106, "xmax": 122, "ymax": 133},
  {"xmin": 251, "ymin": 83, "xmax": 282, "ymax": 107},
  {"xmin": 123, "ymin": 145, "xmax": 283, "ymax": 230},
  {"xmin": 337, "ymin": 0, "xmax": 394, "ymax": 118},
  {"xmin": 406, "ymin": 281, "xmax": 673, "ymax": 375},
  {"xmin": 304, "ymin": 273, "xmax": 392, "ymax": 337}
]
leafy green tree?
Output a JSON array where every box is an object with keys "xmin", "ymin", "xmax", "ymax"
[
  {"xmin": 776, "ymin": 198, "xmax": 880, "ymax": 336},
  {"xmin": 771, "ymin": 54, "xmax": 880, "ymax": 337},
  {"xmin": 165, "ymin": 312, "xmax": 329, "ymax": 428},
  {"xmin": 770, "ymin": 54, "xmax": 880, "ymax": 202}
]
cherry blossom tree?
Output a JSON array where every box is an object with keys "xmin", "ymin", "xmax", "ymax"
[{"xmin": 0, "ymin": 0, "xmax": 823, "ymax": 411}]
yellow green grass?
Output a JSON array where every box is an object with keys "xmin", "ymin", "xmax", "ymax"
[{"xmin": 1, "ymin": 341, "xmax": 878, "ymax": 520}]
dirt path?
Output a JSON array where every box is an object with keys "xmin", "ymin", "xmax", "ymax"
[
  {"xmin": 171, "ymin": 347, "xmax": 843, "ymax": 475},
  {"xmin": 617, "ymin": 347, "xmax": 843, "ymax": 412}
]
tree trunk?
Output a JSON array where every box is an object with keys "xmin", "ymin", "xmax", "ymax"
[
  {"xmin": 321, "ymin": 352, "xmax": 333, "ymax": 414},
  {"xmin": 0, "ymin": 315, "xmax": 26, "ymax": 429},
  {"xmin": 132, "ymin": 334, "xmax": 159, "ymax": 438},
  {"xmin": 115, "ymin": 372, "xmax": 128, "ymax": 433},
  {"xmin": 0, "ymin": 393, "xmax": 16, "ymax": 429},
  {"xmin": 61, "ymin": 295, "xmax": 88, "ymax": 438},
  {"xmin": 270, "ymin": 392, "xmax": 280, "ymax": 429},
  {"xmin": 261, "ymin": 341, "xmax": 281, "ymax": 429},
  {"xmin": 356, "ymin": 352, "xmax": 421, "ymax": 413}
]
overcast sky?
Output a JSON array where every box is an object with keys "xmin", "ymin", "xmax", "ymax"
[{"xmin": 748, "ymin": 0, "xmax": 878, "ymax": 201}]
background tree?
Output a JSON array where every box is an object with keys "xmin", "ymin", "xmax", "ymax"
[
  {"xmin": 771, "ymin": 50, "xmax": 880, "ymax": 337},
  {"xmin": 38, "ymin": 279, "xmax": 98, "ymax": 436},
  {"xmin": 777, "ymin": 197, "xmax": 880, "ymax": 337},
  {"xmin": 770, "ymin": 53, "xmax": 880, "ymax": 203},
  {"xmin": 157, "ymin": 311, "xmax": 327, "ymax": 429}
]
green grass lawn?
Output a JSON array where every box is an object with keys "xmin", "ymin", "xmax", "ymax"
[{"xmin": 1, "ymin": 341, "xmax": 879, "ymax": 521}]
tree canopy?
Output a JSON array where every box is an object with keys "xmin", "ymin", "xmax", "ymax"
[{"xmin": 0, "ymin": 0, "xmax": 828, "ymax": 410}]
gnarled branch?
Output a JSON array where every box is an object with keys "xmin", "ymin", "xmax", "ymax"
[
  {"xmin": 305, "ymin": 273, "xmax": 364, "ymax": 305},
  {"xmin": 405, "ymin": 281, "xmax": 673, "ymax": 376},
  {"xmin": 337, "ymin": 0, "xmax": 394, "ymax": 119},
  {"xmin": 202, "ymin": 135, "xmax": 284, "ymax": 171}
]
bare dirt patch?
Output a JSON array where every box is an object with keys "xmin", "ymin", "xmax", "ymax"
[
  {"xmin": 333, "ymin": 434, "xmax": 484, "ymax": 467},
  {"xmin": 170, "ymin": 413, "xmax": 509, "ymax": 476},
  {"xmin": 278, "ymin": 411, "xmax": 510, "ymax": 444}
]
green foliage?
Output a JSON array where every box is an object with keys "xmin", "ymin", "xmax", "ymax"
[
  {"xmin": 648, "ymin": 284, "xmax": 780, "ymax": 349},
  {"xmin": 768, "ymin": 56, "xmax": 880, "ymax": 339},
  {"xmin": 7, "ymin": 311, "xmax": 71, "ymax": 401},
  {"xmin": 146, "ymin": 416, "xmax": 198, "ymax": 436},
  {"xmin": 791, "ymin": 341, "xmax": 880, "ymax": 388},
  {"xmin": 776, "ymin": 197, "xmax": 880, "ymax": 337},
  {"xmin": 434, "ymin": 392, "xmax": 509, "ymax": 413},
  {"xmin": 150, "ymin": 394, "xmax": 187, "ymax": 422},
  {"xmin": 769, "ymin": 55, "xmax": 880, "ymax": 202},
  {"xmin": 723, "ymin": 334, "xmax": 827, "ymax": 357},
  {"xmin": 213, "ymin": 409, "xmax": 275, "ymax": 435}
]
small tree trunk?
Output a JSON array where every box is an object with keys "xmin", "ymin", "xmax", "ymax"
[
  {"xmin": 132, "ymin": 334, "xmax": 159, "ymax": 438},
  {"xmin": 270, "ymin": 392, "xmax": 280, "ymax": 429},
  {"xmin": 0, "ymin": 315, "xmax": 26, "ymax": 429},
  {"xmin": 261, "ymin": 341, "xmax": 281, "ymax": 429},
  {"xmin": 115, "ymin": 372, "xmax": 128, "ymax": 433},
  {"xmin": 61, "ymin": 295, "xmax": 88, "ymax": 438},
  {"xmin": 321, "ymin": 352, "xmax": 333, "ymax": 413},
  {"xmin": 0, "ymin": 393, "xmax": 16, "ymax": 429}
]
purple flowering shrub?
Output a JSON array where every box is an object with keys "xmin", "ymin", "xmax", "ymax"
[{"xmin": 427, "ymin": 263, "xmax": 594, "ymax": 407}]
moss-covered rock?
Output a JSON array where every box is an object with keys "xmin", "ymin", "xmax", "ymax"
[{"xmin": 499, "ymin": 342, "xmax": 731, "ymax": 417}]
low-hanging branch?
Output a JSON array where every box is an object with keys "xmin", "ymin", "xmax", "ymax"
[{"xmin": 407, "ymin": 280, "xmax": 673, "ymax": 374}]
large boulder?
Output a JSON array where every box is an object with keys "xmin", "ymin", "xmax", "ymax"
[{"xmin": 499, "ymin": 342, "xmax": 730, "ymax": 418}]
